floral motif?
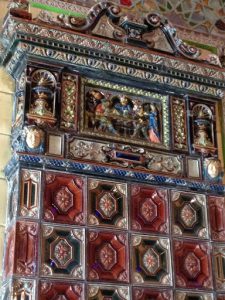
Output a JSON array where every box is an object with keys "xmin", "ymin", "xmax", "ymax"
[
  {"xmin": 88, "ymin": 179, "xmax": 127, "ymax": 229},
  {"xmin": 172, "ymin": 191, "xmax": 208, "ymax": 239},
  {"xmin": 98, "ymin": 243, "xmax": 117, "ymax": 271},
  {"xmin": 184, "ymin": 252, "xmax": 201, "ymax": 279},
  {"xmin": 140, "ymin": 198, "xmax": 157, "ymax": 223},
  {"xmin": 174, "ymin": 240, "xmax": 212, "ymax": 289},
  {"xmin": 54, "ymin": 186, "xmax": 74, "ymax": 213},
  {"xmin": 132, "ymin": 235, "xmax": 171, "ymax": 285},
  {"xmin": 88, "ymin": 231, "xmax": 128, "ymax": 282},
  {"xmin": 61, "ymin": 73, "xmax": 77, "ymax": 129},
  {"xmin": 52, "ymin": 238, "xmax": 73, "ymax": 268},
  {"xmin": 180, "ymin": 204, "xmax": 197, "ymax": 228},
  {"xmin": 143, "ymin": 248, "xmax": 160, "ymax": 275},
  {"xmin": 172, "ymin": 98, "xmax": 187, "ymax": 150},
  {"xmin": 98, "ymin": 193, "xmax": 117, "ymax": 219}
]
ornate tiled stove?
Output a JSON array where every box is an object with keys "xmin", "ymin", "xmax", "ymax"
[{"xmin": 1, "ymin": 1, "xmax": 225, "ymax": 299}]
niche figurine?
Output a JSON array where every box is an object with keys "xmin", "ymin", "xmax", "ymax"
[
  {"xmin": 192, "ymin": 103, "xmax": 216, "ymax": 154},
  {"xmin": 27, "ymin": 70, "xmax": 57, "ymax": 126}
]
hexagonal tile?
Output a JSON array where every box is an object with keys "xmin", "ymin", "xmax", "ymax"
[
  {"xmin": 183, "ymin": 252, "xmax": 201, "ymax": 279},
  {"xmin": 140, "ymin": 198, "xmax": 158, "ymax": 223},
  {"xmin": 142, "ymin": 248, "xmax": 160, "ymax": 275},
  {"xmin": 180, "ymin": 203, "xmax": 197, "ymax": 228},
  {"xmin": 54, "ymin": 186, "xmax": 74, "ymax": 213},
  {"xmin": 97, "ymin": 192, "xmax": 118, "ymax": 219},
  {"xmin": 98, "ymin": 243, "xmax": 117, "ymax": 271},
  {"xmin": 50, "ymin": 238, "xmax": 73, "ymax": 268}
]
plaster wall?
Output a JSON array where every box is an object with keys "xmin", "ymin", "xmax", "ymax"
[{"xmin": 0, "ymin": 0, "xmax": 14, "ymax": 286}]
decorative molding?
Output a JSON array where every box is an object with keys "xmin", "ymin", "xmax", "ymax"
[
  {"xmin": 4, "ymin": 41, "xmax": 224, "ymax": 99},
  {"xmin": 1, "ymin": 16, "xmax": 225, "ymax": 91},
  {"xmin": 4, "ymin": 153, "xmax": 225, "ymax": 194}
]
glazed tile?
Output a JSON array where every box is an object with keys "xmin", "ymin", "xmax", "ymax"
[
  {"xmin": 131, "ymin": 234, "xmax": 172, "ymax": 286},
  {"xmin": 131, "ymin": 185, "xmax": 168, "ymax": 234},
  {"xmin": 88, "ymin": 178, "xmax": 128, "ymax": 229},
  {"xmin": 87, "ymin": 230, "xmax": 129, "ymax": 283}
]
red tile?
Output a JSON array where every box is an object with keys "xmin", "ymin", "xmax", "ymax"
[
  {"xmin": 174, "ymin": 240, "xmax": 213, "ymax": 289},
  {"xmin": 87, "ymin": 230, "xmax": 129, "ymax": 283},
  {"xmin": 3, "ymin": 225, "xmax": 15, "ymax": 279},
  {"xmin": 133, "ymin": 287, "xmax": 172, "ymax": 299},
  {"xmin": 131, "ymin": 185, "xmax": 168, "ymax": 233},
  {"xmin": 209, "ymin": 196, "xmax": 225, "ymax": 241},
  {"xmin": 14, "ymin": 221, "xmax": 38, "ymax": 276},
  {"xmin": 39, "ymin": 281, "xmax": 84, "ymax": 299},
  {"xmin": 43, "ymin": 172, "xmax": 85, "ymax": 225},
  {"xmin": 4, "ymin": 221, "xmax": 39, "ymax": 279}
]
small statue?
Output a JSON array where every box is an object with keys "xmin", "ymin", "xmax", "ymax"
[
  {"xmin": 30, "ymin": 89, "xmax": 53, "ymax": 117},
  {"xmin": 194, "ymin": 124, "xmax": 213, "ymax": 147},
  {"xmin": 27, "ymin": 70, "xmax": 57, "ymax": 126}
]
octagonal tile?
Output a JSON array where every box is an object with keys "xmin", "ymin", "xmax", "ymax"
[
  {"xmin": 43, "ymin": 172, "xmax": 85, "ymax": 225},
  {"xmin": 171, "ymin": 191, "xmax": 208, "ymax": 239},
  {"xmin": 131, "ymin": 234, "xmax": 172, "ymax": 286},
  {"xmin": 88, "ymin": 179, "xmax": 127, "ymax": 229},
  {"xmin": 87, "ymin": 230, "xmax": 129, "ymax": 283},
  {"xmin": 41, "ymin": 225, "xmax": 84, "ymax": 279},
  {"xmin": 174, "ymin": 240, "xmax": 212, "ymax": 289},
  {"xmin": 131, "ymin": 185, "xmax": 168, "ymax": 234}
]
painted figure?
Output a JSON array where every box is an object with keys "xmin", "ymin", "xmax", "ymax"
[
  {"xmin": 114, "ymin": 95, "xmax": 132, "ymax": 116},
  {"xmin": 148, "ymin": 104, "xmax": 160, "ymax": 143},
  {"xmin": 132, "ymin": 104, "xmax": 148, "ymax": 138},
  {"xmin": 95, "ymin": 98, "xmax": 117, "ymax": 134}
]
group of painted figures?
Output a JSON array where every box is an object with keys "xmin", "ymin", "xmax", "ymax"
[{"xmin": 85, "ymin": 89, "xmax": 161, "ymax": 144}]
